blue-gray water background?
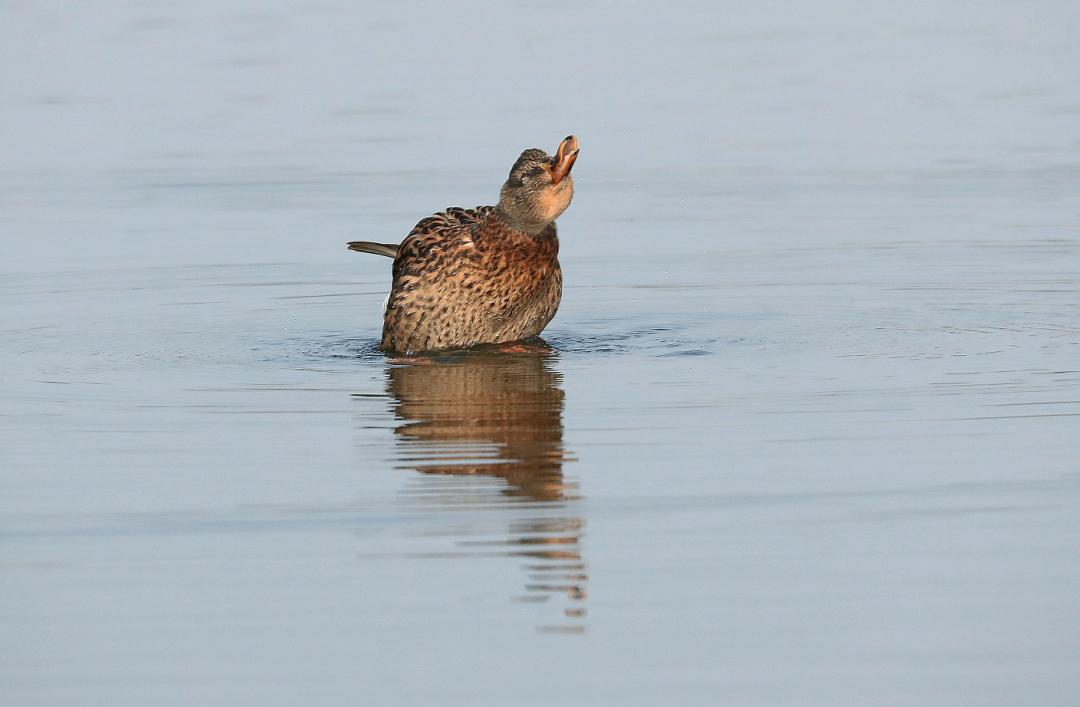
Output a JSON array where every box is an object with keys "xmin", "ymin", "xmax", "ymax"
[{"xmin": 2, "ymin": 2, "xmax": 1079, "ymax": 705}]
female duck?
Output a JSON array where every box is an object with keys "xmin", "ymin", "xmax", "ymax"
[{"xmin": 348, "ymin": 135, "xmax": 579, "ymax": 354}]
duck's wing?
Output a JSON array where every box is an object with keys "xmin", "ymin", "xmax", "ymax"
[
  {"xmin": 393, "ymin": 206, "xmax": 495, "ymax": 269},
  {"xmin": 346, "ymin": 206, "xmax": 494, "ymax": 260},
  {"xmin": 383, "ymin": 206, "xmax": 496, "ymax": 352},
  {"xmin": 405, "ymin": 206, "xmax": 494, "ymax": 241}
]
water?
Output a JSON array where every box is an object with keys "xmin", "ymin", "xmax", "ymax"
[{"xmin": 3, "ymin": 2, "xmax": 1080, "ymax": 705}]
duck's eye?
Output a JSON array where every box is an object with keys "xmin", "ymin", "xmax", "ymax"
[{"xmin": 525, "ymin": 165, "xmax": 545, "ymax": 179}]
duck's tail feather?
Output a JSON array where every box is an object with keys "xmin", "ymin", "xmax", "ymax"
[{"xmin": 347, "ymin": 241, "xmax": 398, "ymax": 258}]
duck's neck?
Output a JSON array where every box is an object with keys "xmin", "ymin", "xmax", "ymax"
[{"xmin": 494, "ymin": 205, "xmax": 553, "ymax": 237}]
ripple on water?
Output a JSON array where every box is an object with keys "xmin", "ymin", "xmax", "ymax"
[
  {"xmin": 281, "ymin": 319, "xmax": 733, "ymax": 365},
  {"xmin": 544, "ymin": 324, "xmax": 737, "ymax": 358}
]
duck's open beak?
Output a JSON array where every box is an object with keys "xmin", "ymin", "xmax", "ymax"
[{"xmin": 551, "ymin": 135, "xmax": 580, "ymax": 186}]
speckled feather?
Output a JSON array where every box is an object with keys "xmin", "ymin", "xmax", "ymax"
[
  {"xmin": 382, "ymin": 206, "xmax": 562, "ymax": 353},
  {"xmin": 348, "ymin": 135, "xmax": 579, "ymax": 353}
]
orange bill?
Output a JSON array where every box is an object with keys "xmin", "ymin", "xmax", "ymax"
[{"xmin": 551, "ymin": 135, "xmax": 580, "ymax": 185}]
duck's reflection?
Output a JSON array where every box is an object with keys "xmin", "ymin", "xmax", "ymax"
[{"xmin": 384, "ymin": 346, "xmax": 586, "ymax": 632}]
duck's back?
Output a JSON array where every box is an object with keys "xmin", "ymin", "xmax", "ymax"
[{"xmin": 382, "ymin": 208, "xmax": 562, "ymax": 353}]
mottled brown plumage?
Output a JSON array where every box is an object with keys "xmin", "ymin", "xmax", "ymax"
[{"xmin": 348, "ymin": 135, "xmax": 580, "ymax": 354}]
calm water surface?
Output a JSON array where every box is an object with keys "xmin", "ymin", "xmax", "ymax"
[{"xmin": 2, "ymin": 2, "xmax": 1079, "ymax": 705}]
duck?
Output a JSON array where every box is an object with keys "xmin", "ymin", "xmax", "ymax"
[{"xmin": 347, "ymin": 135, "xmax": 579, "ymax": 354}]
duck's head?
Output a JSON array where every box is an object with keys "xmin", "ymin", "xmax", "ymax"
[{"xmin": 497, "ymin": 135, "xmax": 579, "ymax": 234}]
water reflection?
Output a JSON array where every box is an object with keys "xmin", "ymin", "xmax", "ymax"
[{"xmin": 383, "ymin": 346, "xmax": 585, "ymax": 632}]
